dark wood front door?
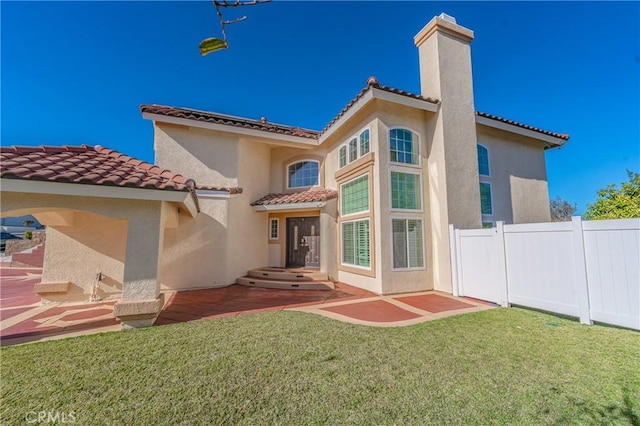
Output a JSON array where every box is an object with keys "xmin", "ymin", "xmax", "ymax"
[{"xmin": 286, "ymin": 217, "xmax": 320, "ymax": 268}]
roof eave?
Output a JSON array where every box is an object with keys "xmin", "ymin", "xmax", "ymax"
[
  {"xmin": 142, "ymin": 112, "xmax": 319, "ymax": 148},
  {"xmin": 0, "ymin": 178, "xmax": 195, "ymax": 205},
  {"xmin": 252, "ymin": 201, "xmax": 326, "ymax": 212},
  {"xmin": 475, "ymin": 115, "xmax": 568, "ymax": 148}
]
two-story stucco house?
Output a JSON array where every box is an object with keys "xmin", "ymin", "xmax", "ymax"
[
  {"xmin": 0, "ymin": 13, "xmax": 569, "ymax": 328},
  {"xmin": 142, "ymin": 13, "xmax": 568, "ymax": 297}
]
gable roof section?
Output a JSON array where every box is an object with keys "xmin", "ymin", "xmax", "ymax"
[
  {"xmin": 251, "ymin": 189, "xmax": 338, "ymax": 206},
  {"xmin": 0, "ymin": 145, "xmax": 197, "ymax": 192},
  {"xmin": 320, "ymin": 77, "xmax": 439, "ymax": 135}
]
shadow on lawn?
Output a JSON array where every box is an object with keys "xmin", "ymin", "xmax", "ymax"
[{"xmin": 559, "ymin": 386, "xmax": 639, "ymax": 425}]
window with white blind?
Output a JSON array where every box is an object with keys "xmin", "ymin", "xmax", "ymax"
[
  {"xmin": 342, "ymin": 219, "xmax": 370, "ymax": 268},
  {"xmin": 391, "ymin": 171, "xmax": 421, "ymax": 210},
  {"xmin": 341, "ymin": 174, "xmax": 369, "ymax": 216},
  {"xmin": 392, "ymin": 219, "xmax": 424, "ymax": 269}
]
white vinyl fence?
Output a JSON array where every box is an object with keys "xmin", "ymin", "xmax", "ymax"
[{"xmin": 449, "ymin": 217, "xmax": 640, "ymax": 330}]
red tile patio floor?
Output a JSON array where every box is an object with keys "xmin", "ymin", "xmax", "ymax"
[
  {"xmin": 321, "ymin": 300, "xmax": 422, "ymax": 322},
  {"xmin": 154, "ymin": 282, "xmax": 376, "ymax": 325},
  {"xmin": 1, "ymin": 266, "xmax": 495, "ymax": 345}
]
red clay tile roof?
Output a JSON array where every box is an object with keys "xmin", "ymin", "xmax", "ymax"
[
  {"xmin": 197, "ymin": 185, "xmax": 243, "ymax": 194},
  {"xmin": 0, "ymin": 145, "xmax": 197, "ymax": 192},
  {"xmin": 141, "ymin": 77, "xmax": 567, "ymax": 144},
  {"xmin": 140, "ymin": 105, "xmax": 320, "ymax": 139},
  {"xmin": 476, "ymin": 111, "xmax": 570, "ymax": 141},
  {"xmin": 251, "ymin": 189, "xmax": 338, "ymax": 206},
  {"xmin": 320, "ymin": 77, "xmax": 439, "ymax": 134}
]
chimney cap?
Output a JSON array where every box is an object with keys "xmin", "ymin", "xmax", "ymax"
[
  {"xmin": 438, "ymin": 13, "xmax": 457, "ymax": 24},
  {"xmin": 260, "ymin": 116, "xmax": 267, "ymax": 124}
]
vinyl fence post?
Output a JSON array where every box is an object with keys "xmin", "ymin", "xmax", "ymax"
[
  {"xmin": 572, "ymin": 216, "xmax": 592, "ymax": 325},
  {"xmin": 495, "ymin": 221, "xmax": 510, "ymax": 307},
  {"xmin": 449, "ymin": 224, "xmax": 460, "ymax": 296}
]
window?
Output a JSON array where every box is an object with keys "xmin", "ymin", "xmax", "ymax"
[
  {"xmin": 360, "ymin": 129, "xmax": 370, "ymax": 156},
  {"xmin": 392, "ymin": 219, "xmax": 424, "ymax": 269},
  {"xmin": 480, "ymin": 182, "xmax": 493, "ymax": 215},
  {"xmin": 288, "ymin": 161, "xmax": 319, "ymax": 188},
  {"xmin": 390, "ymin": 128, "xmax": 419, "ymax": 165},
  {"xmin": 338, "ymin": 128, "xmax": 370, "ymax": 169},
  {"xmin": 348, "ymin": 138, "xmax": 358, "ymax": 163},
  {"xmin": 391, "ymin": 172, "xmax": 421, "ymax": 210},
  {"xmin": 477, "ymin": 144, "xmax": 490, "ymax": 176},
  {"xmin": 339, "ymin": 146, "xmax": 347, "ymax": 168},
  {"xmin": 269, "ymin": 218, "xmax": 279, "ymax": 240},
  {"xmin": 342, "ymin": 219, "xmax": 370, "ymax": 268},
  {"xmin": 341, "ymin": 174, "xmax": 369, "ymax": 216}
]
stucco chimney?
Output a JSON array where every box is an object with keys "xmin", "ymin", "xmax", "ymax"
[{"xmin": 415, "ymin": 14, "xmax": 482, "ymax": 292}]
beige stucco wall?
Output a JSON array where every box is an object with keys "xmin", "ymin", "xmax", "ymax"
[
  {"xmin": 376, "ymin": 102, "xmax": 434, "ymax": 294},
  {"xmin": 1, "ymin": 191, "xmax": 167, "ymax": 303},
  {"xmin": 155, "ymin": 124, "xmax": 272, "ymax": 288},
  {"xmin": 41, "ymin": 212, "xmax": 126, "ymax": 302},
  {"xmin": 154, "ymin": 123, "xmax": 240, "ymax": 187},
  {"xmin": 476, "ymin": 126, "xmax": 552, "ymax": 224},
  {"xmin": 270, "ymin": 147, "xmax": 326, "ymax": 193}
]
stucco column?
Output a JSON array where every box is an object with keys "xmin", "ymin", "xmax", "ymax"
[
  {"xmin": 320, "ymin": 199, "xmax": 338, "ymax": 280},
  {"xmin": 114, "ymin": 201, "xmax": 166, "ymax": 329},
  {"xmin": 415, "ymin": 14, "xmax": 482, "ymax": 292}
]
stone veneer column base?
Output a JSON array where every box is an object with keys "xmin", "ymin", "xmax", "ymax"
[{"xmin": 113, "ymin": 294, "xmax": 165, "ymax": 329}]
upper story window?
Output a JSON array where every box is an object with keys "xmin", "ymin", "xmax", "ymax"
[
  {"xmin": 341, "ymin": 174, "xmax": 369, "ymax": 216},
  {"xmin": 477, "ymin": 144, "xmax": 490, "ymax": 176},
  {"xmin": 390, "ymin": 128, "xmax": 419, "ymax": 165},
  {"xmin": 391, "ymin": 171, "xmax": 421, "ymax": 210},
  {"xmin": 338, "ymin": 128, "xmax": 370, "ymax": 169},
  {"xmin": 288, "ymin": 160, "xmax": 319, "ymax": 189}
]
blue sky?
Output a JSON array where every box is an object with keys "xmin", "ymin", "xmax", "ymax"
[{"xmin": 2, "ymin": 1, "xmax": 639, "ymax": 213}]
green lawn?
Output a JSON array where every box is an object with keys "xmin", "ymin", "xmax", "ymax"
[{"xmin": 2, "ymin": 308, "xmax": 639, "ymax": 425}]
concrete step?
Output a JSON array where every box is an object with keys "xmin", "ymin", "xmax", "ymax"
[
  {"xmin": 236, "ymin": 276, "xmax": 334, "ymax": 291},
  {"xmin": 248, "ymin": 267, "xmax": 328, "ymax": 282}
]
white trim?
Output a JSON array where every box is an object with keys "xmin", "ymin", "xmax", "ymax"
[
  {"xmin": 477, "ymin": 143, "xmax": 491, "ymax": 177},
  {"xmin": 337, "ymin": 126, "xmax": 371, "ymax": 170},
  {"xmin": 390, "ymin": 217, "xmax": 426, "ymax": 271},
  {"xmin": 253, "ymin": 201, "xmax": 326, "ymax": 212},
  {"xmin": 143, "ymin": 112, "xmax": 318, "ymax": 147},
  {"xmin": 1, "ymin": 178, "xmax": 198, "ymax": 216},
  {"xmin": 476, "ymin": 115, "xmax": 566, "ymax": 147},
  {"xmin": 269, "ymin": 218, "xmax": 279, "ymax": 240},
  {"xmin": 195, "ymin": 189, "xmax": 233, "ymax": 199},
  {"xmin": 340, "ymin": 217, "xmax": 372, "ymax": 270},
  {"xmin": 339, "ymin": 173, "xmax": 370, "ymax": 218},
  {"xmin": 388, "ymin": 126, "xmax": 421, "ymax": 168},
  {"xmin": 389, "ymin": 168, "xmax": 423, "ymax": 212},
  {"xmin": 320, "ymin": 90, "xmax": 375, "ymax": 144},
  {"xmin": 285, "ymin": 159, "xmax": 321, "ymax": 190}
]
